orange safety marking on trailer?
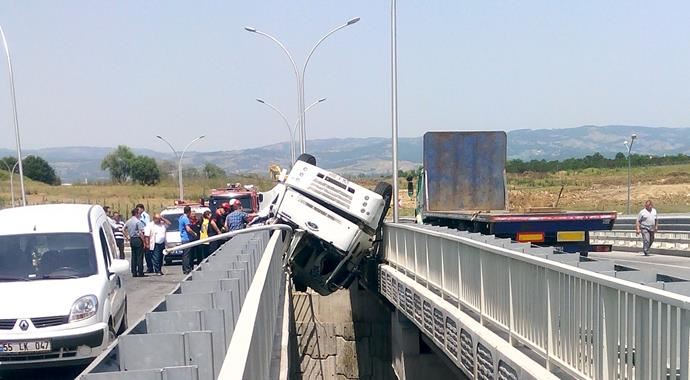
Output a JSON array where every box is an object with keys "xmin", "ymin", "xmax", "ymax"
[
  {"xmin": 516, "ymin": 232, "xmax": 544, "ymax": 243},
  {"xmin": 557, "ymin": 231, "xmax": 585, "ymax": 242}
]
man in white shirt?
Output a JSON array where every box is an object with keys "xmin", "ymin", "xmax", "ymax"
[
  {"xmin": 635, "ymin": 200, "xmax": 658, "ymax": 256},
  {"xmin": 144, "ymin": 213, "xmax": 170, "ymax": 275}
]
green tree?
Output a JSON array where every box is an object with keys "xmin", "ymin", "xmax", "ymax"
[
  {"xmin": 101, "ymin": 145, "xmax": 135, "ymax": 183},
  {"xmin": 203, "ymin": 163, "xmax": 226, "ymax": 179},
  {"xmin": 130, "ymin": 156, "xmax": 161, "ymax": 185},
  {"xmin": 23, "ymin": 156, "xmax": 61, "ymax": 185}
]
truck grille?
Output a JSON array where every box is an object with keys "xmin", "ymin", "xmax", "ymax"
[
  {"xmin": 307, "ymin": 177, "xmax": 353, "ymax": 210},
  {"xmin": 31, "ymin": 315, "xmax": 69, "ymax": 328},
  {"xmin": 0, "ymin": 319, "xmax": 16, "ymax": 330}
]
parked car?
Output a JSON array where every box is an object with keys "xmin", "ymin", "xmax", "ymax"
[
  {"xmin": 0, "ymin": 204, "xmax": 129, "ymax": 369},
  {"xmin": 160, "ymin": 203, "xmax": 211, "ymax": 265}
]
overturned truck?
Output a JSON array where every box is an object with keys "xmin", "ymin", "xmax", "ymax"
[{"xmin": 266, "ymin": 154, "xmax": 392, "ymax": 296}]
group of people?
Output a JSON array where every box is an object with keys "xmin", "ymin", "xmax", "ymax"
[
  {"xmin": 178, "ymin": 199, "xmax": 256, "ymax": 274},
  {"xmin": 104, "ymin": 200, "xmax": 255, "ymax": 277}
]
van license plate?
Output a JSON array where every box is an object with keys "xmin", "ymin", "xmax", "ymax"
[{"xmin": 0, "ymin": 340, "xmax": 51, "ymax": 354}]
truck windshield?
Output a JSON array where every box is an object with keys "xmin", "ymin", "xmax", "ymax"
[
  {"xmin": 0, "ymin": 233, "xmax": 97, "ymax": 281},
  {"xmin": 209, "ymin": 195, "xmax": 251, "ymax": 212}
]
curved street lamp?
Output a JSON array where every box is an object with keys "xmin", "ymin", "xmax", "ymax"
[
  {"xmin": 624, "ymin": 133, "xmax": 637, "ymax": 214},
  {"xmin": 256, "ymin": 97, "xmax": 327, "ymax": 165},
  {"xmin": 1, "ymin": 154, "xmax": 32, "ymax": 207},
  {"xmin": 245, "ymin": 17, "xmax": 359, "ymax": 153},
  {"xmin": 156, "ymin": 135, "xmax": 205, "ymax": 201},
  {"xmin": 0, "ymin": 25, "xmax": 26, "ymax": 206}
]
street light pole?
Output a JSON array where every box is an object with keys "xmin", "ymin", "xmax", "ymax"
[
  {"xmin": 299, "ymin": 17, "xmax": 360, "ymax": 152},
  {"xmin": 245, "ymin": 17, "xmax": 359, "ymax": 154},
  {"xmin": 0, "ymin": 25, "xmax": 26, "ymax": 206},
  {"xmin": 256, "ymin": 97, "xmax": 327, "ymax": 165},
  {"xmin": 390, "ymin": 0, "xmax": 399, "ymax": 223},
  {"xmin": 156, "ymin": 135, "xmax": 205, "ymax": 201},
  {"xmin": 624, "ymin": 133, "xmax": 637, "ymax": 214}
]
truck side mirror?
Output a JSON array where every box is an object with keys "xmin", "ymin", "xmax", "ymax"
[
  {"xmin": 406, "ymin": 176, "xmax": 414, "ymax": 197},
  {"xmin": 258, "ymin": 194, "xmax": 264, "ymax": 203}
]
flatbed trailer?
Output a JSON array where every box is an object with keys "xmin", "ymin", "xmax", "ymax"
[
  {"xmin": 422, "ymin": 210, "xmax": 617, "ymax": 254},
  {"xmin": 416, "ymin": 132, "xmax": 617, "ymax": 254}
]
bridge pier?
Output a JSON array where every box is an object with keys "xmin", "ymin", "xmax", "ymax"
[
  {"xmin": 391, "ymin": 309, "xmax": 464, "ymax": 380},
  {"xmin": 290, "ymin": 285, "xmax": 395, "ymax": 379}
]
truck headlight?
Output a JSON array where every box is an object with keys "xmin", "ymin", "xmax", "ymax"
[{"xmin": 69, "ymin": 295, "xmax": 98, "ymax": 322}]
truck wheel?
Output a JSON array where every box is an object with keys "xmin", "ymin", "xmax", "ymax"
[
  {"xmin": 374, "ymin": 182, "xmax": 393, "ymax": 225},
  {"xmin": 296, "ymin": 153, "xmax": 316, "ymax": 166}
]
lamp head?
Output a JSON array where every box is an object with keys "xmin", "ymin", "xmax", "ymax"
[
  {"xmin": 244, "ymin": 26, "xmax": 257, "ymax": 33},
  {"xmin": 623, "ymin": 140, "xmax": 628, "ymax": 146},
  {"xmin": 631, "ymin": 133, "xmax": 637, "ymax": 140},
  {"xmin": 317, "ymin": 97, "xmax": 327, "ymax": 103},
  {"xmin": 256, "ymin": 98, "xmax": 265, "ymax": 104},
  {"xmin": 347, "ymin": 17, "xmax": 361, "ymax": 25}
]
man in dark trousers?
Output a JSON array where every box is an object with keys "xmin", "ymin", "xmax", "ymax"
[
  {"xmin": 208, "ymin": 203, "xmax": 229, "ymax": 254},
  {"xmin": 179, "ymin": 205, "xmax": 197, "ymax": 275},
  {"xmin": 112, "ymin": 211, "xmax": 126, "ymax": 259},
  {"xmin": 124, "ymin": 207, "xmax": 146, "ymax": 277}
]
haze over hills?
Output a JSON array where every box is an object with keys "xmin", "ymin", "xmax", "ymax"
[{"xmin": 1, "ymin": 125, "xmax": 689, "ymax": 183}]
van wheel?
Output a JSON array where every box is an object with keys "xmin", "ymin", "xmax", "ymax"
[
  {"xmin": 296, "ymin": 153, "xmax": 316, "ymax": 166},
  {"xmin": 116, "ymin": 303, "xmax": 128, "ymax": 335}
]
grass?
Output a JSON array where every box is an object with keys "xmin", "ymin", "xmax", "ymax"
[{"xmin": 1, "ymin": 162, "xmax": 689, "ymax": 214}]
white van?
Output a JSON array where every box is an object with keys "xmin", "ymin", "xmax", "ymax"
[
  {"xmin": 160, "ymin": 203, "xmax": 210, "ymax": 265},
  {"xmin": 0, "ymin": 204, "xmax": 129, "ymax": 369}
]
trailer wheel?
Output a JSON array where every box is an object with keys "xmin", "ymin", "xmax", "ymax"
[{"xmin": 296, "ymin": 153, "xmax": 316, "ymax": 166}]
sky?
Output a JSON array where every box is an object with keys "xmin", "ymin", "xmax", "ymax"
[{"xmin": 1, "ymin": 1, "xmax": 690, "ymax": 152}]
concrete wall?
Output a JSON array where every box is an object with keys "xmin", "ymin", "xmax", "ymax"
[{"xmin": 289, "ymin": 285, "xmax": 395, "ymax": 380}]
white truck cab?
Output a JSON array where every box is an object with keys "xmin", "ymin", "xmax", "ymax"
[
  {"xmin": 0, "ymin": 204, "xmax": 129, "ymax": 369},
  {"xmin": 273, "ymin": 157, "xmax": 392, "ymax": 295}
]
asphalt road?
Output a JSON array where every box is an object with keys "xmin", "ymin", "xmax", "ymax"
[
  {"xmin": 589, "ymin": 250, "xmax": 690, "ymax": 280},
  {"xmin": 0, "ymin": 262, "xmax": 186, "ymax": 380}
]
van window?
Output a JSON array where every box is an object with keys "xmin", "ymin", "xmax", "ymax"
[
  {"xmin": 99, "ymin": 228, "xmax": 112, "ymax": 271},
  {"xmin": 0, "ymin": 233, "xmax": 97, "ymax": 281},
  {"xmin": 101, "ymin": 222, "xmax": 118, "ymax": 262}
]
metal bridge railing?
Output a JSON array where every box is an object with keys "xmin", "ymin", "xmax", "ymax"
[
  {"xmin": 384, "ymin": 223, "xmax": 690, "ymax": 380},
  {"xmin": 79, "ymin": 226, "xmax": 292, "ymax": 380}
]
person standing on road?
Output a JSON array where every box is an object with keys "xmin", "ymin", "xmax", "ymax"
[
  {"xmin": 636, "ymin": 199, "xmax": 659, "ymax": 256},
  {"xmin": 208, "ymin": 203, "xmax": 228, "ymax": 254},
  {"xmin": 179, "ymin": 206, "xmax": 197, "ymax": 274},
  {"xmin": 137, "ymin": 203, "xmax": 151, "ymax": 226},
  {"xmin": 200, "ymin": 210, "xmax": 212, "ymax": 261},
  {"xmin": 112, "ymin": 212, "xmax": 126, "ymax": 259},
  {"xmin": 225, "ymin": 199, "xmax": 256, "ymax": 231},
  {"xmin": 144, "ymin": 213, "xmax": 170, "ymax": 276},
  {"xmin": 124, "ymin": 208, "xmax": 146, "ymax": 277}
]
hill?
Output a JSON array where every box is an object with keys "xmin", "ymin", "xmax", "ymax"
[{"xmin": 1, "ymin": 125, "xmax": 688, "ymax": 182}]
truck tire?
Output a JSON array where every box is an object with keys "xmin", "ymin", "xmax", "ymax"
[
  {"xmin": 296, "ymin": 153, "xmax": 316, "ymax": 166},
  {"xmin": 374, "ymin": 182, "xmax": 393, "ymax": 226}
]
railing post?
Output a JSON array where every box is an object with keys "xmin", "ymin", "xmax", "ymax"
[
  {"xmin": 508, "ymin": 259, "xmax": 514, "ymax": 345},
  {"xmin": 680, "ymin": 309, "xmax": 690, "ymax": 379}
]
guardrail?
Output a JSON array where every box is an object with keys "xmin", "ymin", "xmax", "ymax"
[
  {"xmin": 383, "ymin": 222, "xmax": 690, "ymax": 380},
  {"xmin": 79, "ymin": 226, "xmax": 292, "ymax": 380},
  {"xmin": 591, "ymin": 215, "xmax": 690, "ymax": 255}
]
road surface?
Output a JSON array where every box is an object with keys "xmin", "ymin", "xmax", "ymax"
[
  {"xmin": 0, "ymin": 264, "xmax": 186, "ymax": 380},
  {"xmin": 589, "ymin": 250, "xmax": 690, "ymax": 280}
]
